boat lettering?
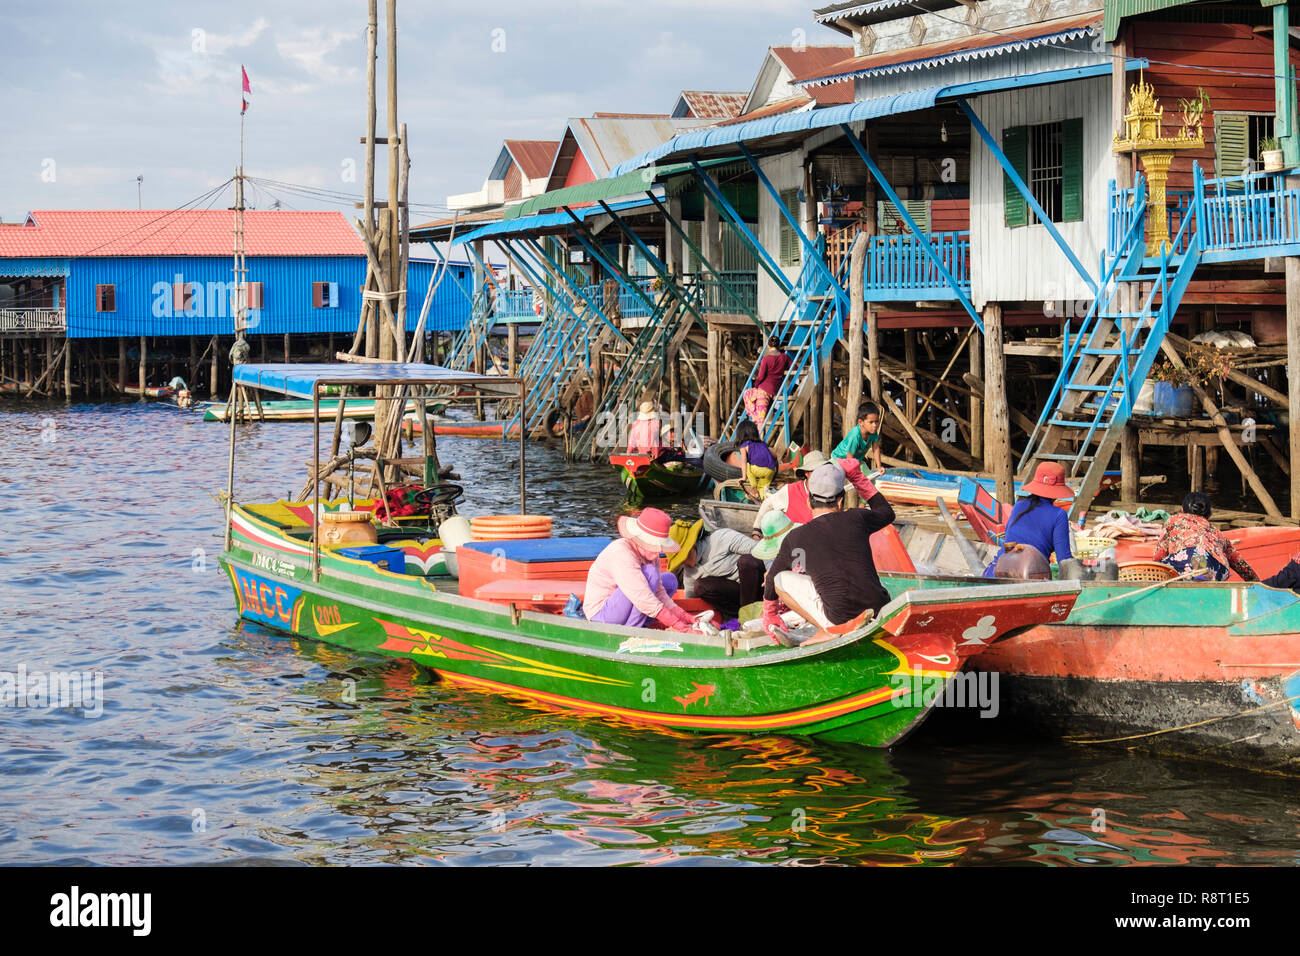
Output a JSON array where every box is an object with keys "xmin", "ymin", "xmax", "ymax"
[
  {"xmin": 252, "ymin": 550, "xmax": 295, "ymax": 577},
  {"xmin": 231, "ymin": 568, "xmax": 304, "ymax": 629}
]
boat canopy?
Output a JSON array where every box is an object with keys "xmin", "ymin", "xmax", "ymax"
[{"xmin": 231, "ymin": 362, "xmax": 508, "ymax": 399}]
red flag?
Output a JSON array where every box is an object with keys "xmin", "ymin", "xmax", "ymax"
[{"xmin": 241, "ymin": 66, "xmax": 251, "ymax": 114}]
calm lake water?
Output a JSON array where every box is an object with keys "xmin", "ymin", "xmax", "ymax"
[{"xmin": 2, "ymin": 400, "xmax": 1298, "ymax": 866}]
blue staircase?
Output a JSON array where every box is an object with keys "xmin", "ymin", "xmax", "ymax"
[
  {"xmin": 724, "ymin": 240, "xmax": 849, "ymax": 450},
  {"xmin": 1020, "ymin": 172, "xmax": 1203, "ymax": 514}
]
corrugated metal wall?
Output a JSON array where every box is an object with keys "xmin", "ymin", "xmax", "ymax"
[
  {"xmin": 968, "ymin": 76, "xmax": 1113, "ymax": 309},
  {"xmin": 55, "ymin": 255, "xmax": 472, "ymax": 338}
]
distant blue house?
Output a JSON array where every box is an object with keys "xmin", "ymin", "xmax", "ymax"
[{"xmin": 0, "ymin": 209, "xmax": 474, "ymax": 340}]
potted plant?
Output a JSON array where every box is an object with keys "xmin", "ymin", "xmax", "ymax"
[
  {"xmin": 1148, "ymin": 361, "xmax": 1196, "ymax": 417},
  {"xmin": 1178, "ymin": 87, "xmax": 1210, "ymax": 140},
  {"xmin": 1260, "ymin": 135, "xmax": 1284, "ymax": 173}
]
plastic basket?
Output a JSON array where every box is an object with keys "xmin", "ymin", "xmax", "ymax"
[
  {"xmin": 1118, "ymin": 561, "xmax": 1178, "ymax": 583},
  {"xmin": 1074, "ymin": 535, "xmax": 1119, "ymax": 559}
]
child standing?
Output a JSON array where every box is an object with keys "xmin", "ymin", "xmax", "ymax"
[{"xmin": 832, "ymin": 402, "xmax": 882, "ymax": 475}]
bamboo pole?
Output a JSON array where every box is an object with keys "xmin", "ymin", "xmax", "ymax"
[
  {"xmin": 844, "ymin": 233, "xmax": 867, "ymax": 432},
  {"xmin": 138, "ymin": 336, "xmax": 147, "ymax": 400},
  {"xmin": 983, "ymin": 303, "xmax": 1013, "ymax": 503}
]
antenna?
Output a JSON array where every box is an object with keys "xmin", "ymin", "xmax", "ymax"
[{"xmin": 136, "ymin": 175, "xmax": 143, "ymax": 209}]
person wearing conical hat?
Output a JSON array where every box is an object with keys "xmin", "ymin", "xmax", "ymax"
[
  {"xmin": 984, "ymin": 461, "xmax": 1076, "ymax": 579},
  {"xmin": 584, "ymin": 507, "xmax": 696, "ymax": 631},
  {"xmin": 666, "ymin": 518, "xmax": 763, "ymax": 622},
  {"xmin": 626, "ymin": 401, "xmax": 663, "ymax": 456}
]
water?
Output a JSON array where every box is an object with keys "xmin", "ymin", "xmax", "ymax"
[{"xmin": 2, "ymin": 401, "xmax": 1298, "ymax": 866}]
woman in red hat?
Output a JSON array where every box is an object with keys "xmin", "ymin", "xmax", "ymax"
[
  {"xmin": 583, "ymin": 507, "xmax": 696, "ymax": 631},
  {"xmin": 983, "ymin": 462, "xmax": 1076, "ymax": 578}
]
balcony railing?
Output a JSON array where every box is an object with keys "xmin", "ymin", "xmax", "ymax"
[
  {"xmin": 0, "ymin": 308, "xmax": 66, "ymax": 333},
  {"xmin": 685, "ymin": 270, "xmax": 758, "ymax": 316},
  {"xmin": 864, "ymin": 231, "xmax": 971, "ymax": 301},
  {"xmin": 1109, "ymin": 167, "xmax": 1300, "ymax": 262},
  {"xmin": 492, "ymin": 288, "xmax": 536, "ymax": 319}
]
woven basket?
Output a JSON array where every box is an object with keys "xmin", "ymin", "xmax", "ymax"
[
  {"xmin": 1074, "ymin": 535, "xmax": 1119, "ymax": 559},
  {"xmin": 1118, "ymin": 561, "xmax": 1178, "ymax": 583}
]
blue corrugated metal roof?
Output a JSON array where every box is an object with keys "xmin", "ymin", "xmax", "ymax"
[
  {"xmin": 453, "ymin": 196, "xmax": 659, "ymax": 246},
  {"xmin": 608, "ymin": 89, "xmax": 944, "ymax": 177}
]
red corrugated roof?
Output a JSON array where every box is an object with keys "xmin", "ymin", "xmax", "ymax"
[
  {"xmin": 504, "ymin": 140, "xmax": 559, "ymax": 181},
  {"xmin": 714, "ymin": 95, "xmax": 812, "ymax": 126},
  {"xmin": 770, "ymin": 45, "xmax": 855, "ymax": 103},
  {"xmin": 794, "ymin": 14, "xmax": 1103, "ymax": 85},
  {"xmin": 0, "ymin": 209, "xmax": 363, "ymax": 258},
  {"xmin": 677, "ymin": 91, "xmax": 748, "ymax": 118}
]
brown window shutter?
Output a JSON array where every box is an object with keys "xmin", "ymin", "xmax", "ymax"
[
  {"xmin": 314, "ymin": 282, "xmax": 327, "ymax": 308},
  {"xmin": 247, "ymin": 282, "xmax": 263, "ymax": 309},
  {"xmin": 173, "ymin": 282, "xmax": 186, "ymax": 311}
]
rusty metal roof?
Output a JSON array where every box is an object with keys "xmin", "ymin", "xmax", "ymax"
[
  {"xmin": 503, "ymin": 140, "xmax": 560, "ymax": 181},
  {"xmin": 675, "ymin": 91, "xmax": 748, "ymax": 118}
]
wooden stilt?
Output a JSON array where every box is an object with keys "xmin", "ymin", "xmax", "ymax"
[
  {"xmin": 118, "ymin": 338, "xmax": 126, "ymax": 396},
  {"xmin": 820, "ymin": 354, "xmax": 834, "ymax": 452},
  {"xmin": 707, "ymin": 325, "xmax": 721, "ymax": 438},
  {"xmin": 845, "ymin": 233, "xmax": 867, "ymax": 434},
  {"xmin": 507, "ymin": 323, "xmax": 518, "ymax": 377},
  {"xmin": 64, "ymin": 337, "xmax": 72, "ymax": 400},
  {"xmin": 210, "ymin": 336, "xmax": 219, "ymax": 399},
  {"xmin": 867, "ymin": 308, "xmax": 880, "ymax": 402},
  {"xmin": 969, "ymin": 327, "xmax": 983, "ymax": 461},
  {"xmin": 138, "ymin": 335, "xmax": 147, "ymax": 399},
  {"xmin": 983, "ymin": 303, "xmax": 1013, "ymax": 503},
  {"xmin": 284, "ymin": 332, "xmax": 290, "ymax": 363},
  {"xmin": 1288, "ymin": 214, "xmax": 1300, "ymax": 516}
]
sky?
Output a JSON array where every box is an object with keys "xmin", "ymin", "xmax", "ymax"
[{"xmin": 0, "ymin": 1, "xmax": 845, "ymax": 226}]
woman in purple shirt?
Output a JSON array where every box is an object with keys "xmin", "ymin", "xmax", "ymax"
[{"xmin": 743, "ymin": 337, "xmax": 791, "ymax": 429}]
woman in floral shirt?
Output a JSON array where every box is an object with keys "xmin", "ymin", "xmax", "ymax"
[{"xmin": 1153, "ymin": 492, "xmax": 1258, "ymax": 581}]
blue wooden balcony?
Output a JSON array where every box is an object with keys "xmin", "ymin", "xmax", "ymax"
[
  {"xmin": 492, "ymin": 288, "xmax": 536, "ymax": 320},
  {"xmin": 1109, "ymin": 167, "xmax": 1300, "ymax": 265},
  {"xmin": 863, "ymin": 230, "xmax": 971, "ymax": 301}
]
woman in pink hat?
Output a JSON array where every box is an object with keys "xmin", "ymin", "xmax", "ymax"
[
  {"xmin": 583, "ymin": 507, "xmax": 696, "ymax": 631},
  {"xmin": 983, "ymin": 461, "xmax": 1076, "ymax": 579}
]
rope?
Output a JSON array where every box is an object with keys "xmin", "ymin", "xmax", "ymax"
[
  {"xmin": 1066, "ymin": 568, "xmax": 1199, "ymax": 611},
  {"xmin": 1067, "ymin": 693, "xmax": 1300, "ymax": 744}
]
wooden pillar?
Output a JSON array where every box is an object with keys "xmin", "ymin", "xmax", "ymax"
[
  {"xmin": 669, "ymin": 347, "xmax": 680, "ymax": 419},
  {"xmin": 707, "ymin": 324, "xmax": 721, "ymax": 437},
  {"xmin": 821, "ymin": 354, "xmax": 834, "ymax": 452},
  {"xmin": 138, "ymin": 335, "xmax": 147, "ymax": 399},
  {"xmin": 189, "ymin": 335, "xmax": 198, "ymax": 384},
  {"xmin": 845, "ymin": 233, "xmax": 868, "ymax": 437},
  {"xmin": 903, "ymin": 330, "xmax": 918, "ymax": 450},
  {"xmin": 63, "ymin": 337, "xmax": 72, "ymax": 400},
  {"xmin": 118, "ymin": 338, "xmax": 126, "ymax": 394},
  {"xmin": 969, "ymin": 328, "xmax": 983, "ymax": 462},
  {"xmin": 507, "ymin": 323, "xmax": 518, "ymax": 377},
  {"xmin": 283, "ymin": 332, "xmax": 290, "ymax": 363},
  {"xmin": 867, "ymin": 308, "xmax": 881, "ymax": 402},
  {"xmin": 210, "ymin": 336, "xmax": 219, "ymax": 399},
  {"xmin": 983, "ymin": 303, "xmax": 1013, "ymax": 502}
]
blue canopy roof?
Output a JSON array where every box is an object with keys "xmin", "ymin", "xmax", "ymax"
[
  {"xmin": 454, "ymin": 195, "xmax": 659, "ymax": 246},
  {"xmin": 232, "ymin": 362, "xmax": 501, "ymax": 398}
]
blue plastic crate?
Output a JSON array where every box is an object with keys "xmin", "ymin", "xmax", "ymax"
[{"xmin": 336, "ymin": 545, "xmax": 407, "ymax": 574}]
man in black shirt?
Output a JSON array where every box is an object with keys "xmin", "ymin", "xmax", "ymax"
[{"xmin": 760, "ymin": 460, "xmax": 895, "ymax": 643}]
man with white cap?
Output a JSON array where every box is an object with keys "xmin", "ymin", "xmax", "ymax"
[
  {"xmin": 760, "ymin": 461, "xmax": 895, "ymax": 640},
  {"xmin": 584, "ymin": 507, "xmax": 696, "ymax": 632}
]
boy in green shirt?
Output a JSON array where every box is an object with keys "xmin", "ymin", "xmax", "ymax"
[{"xmin": 832, "ymin": 402, "xmax": 882, "ymax": 474}]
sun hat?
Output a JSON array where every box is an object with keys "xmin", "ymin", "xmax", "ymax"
[
  {"xmin": 751, "ymin": 510, "xmax": 794, "ymax": 561},
  {"xmin": 666, "ymin": 519, "xmax": 704, "ymax": 572},
  {"xmin": 637, "ymin": 401, "xmax": 660, "ymax": 421},
  {"xmin": 660, "ymin": 421, "xmax": 677, "ymax": 440},
  {"xmin": 795, "ymin": 450, "xmax": 831, "ymax": 476},
  {"xmin": 1019, "ymin": 461, "xmax": 1076, "ymax": 500},
  {"xmin": 806, "ymin": 462, "xmax": 847, "ymax": 500},
  {"xmin": 617, "ymin": 507, "xmax": 680, "ymax": 553}
]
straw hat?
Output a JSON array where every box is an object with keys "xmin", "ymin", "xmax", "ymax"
[
  {"xmin": 617, "ymin": 507, "xmax": 680, "ymax": 553},
  {"xmin": 751, "ymin": 511, "xmax": 794, "ymax": 561},
  {"xmin": 795, "ymin": 450, "xmax": 831, "ymax": 476},
  {"xmin": 1020, "ymin": 461, "xmax": 1075, "ymax": 500},
  {"xmin": 637, "ymin": 401, "xmax": 660, "ymax": 421},
  {"xmin": 666, "ymin": 519, "xmax": 703, "ymax": 572}
]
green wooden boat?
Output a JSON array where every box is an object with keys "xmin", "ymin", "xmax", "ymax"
[
  {"xmin": 610, "ymin": 452, "xmax": 708, "ymax": 504},
  {"xmin": 216, "ymin": 362, "xmax": 1081, "ymax": 748},
  {"xmin": 201, "ymin": 396, "xmax": 446, "ymax": 422}
]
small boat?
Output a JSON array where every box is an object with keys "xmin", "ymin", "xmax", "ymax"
[
  {"xmin": 217, "ymin": 361, "xmax": 1081, "ymax": 749},
  {"xmin": 874, "ymin": 467, "xmax": 1122, "ymax": 509},
  {"xmin": 200, "ymin": 397, "xmax": 446, "ymax": 422},
  {"xmin": 610, "ymin": 452, "xmax": 707, "ymax": 504},
  {"xmin": 122, "ymin": 384, "xmax": 176, "ymax": 400}
]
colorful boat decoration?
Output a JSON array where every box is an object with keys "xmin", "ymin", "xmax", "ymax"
[
  {"xmin": 220, "ymin": 500, "xmax": 1079, "ymax": 747},
  {"xmin": 217, "ymin": 361, "xmax": 1082, "ymax": 750},
  {"xmin": 874, "ymin": 467, "xmax": 1122, "ymax": 509},
  {"xmin": 610, "ymin": 452, "xmax": 708, "ymax": 504},
  {"xmin": 200, "ymin": 397, "xmax": 446, "ymax": 422}
]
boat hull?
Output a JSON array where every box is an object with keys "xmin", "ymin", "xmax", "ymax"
[
  {"xmin": 221, "ymin": 505, "xmax": 1078, "ymax": 747},
  {"xmin": 612, "ymin": 454, "xmax": 707, "ymax": 503},
  {"xmin": 201, "ymin": 398, "xmax": 446, "ymax": 422}
]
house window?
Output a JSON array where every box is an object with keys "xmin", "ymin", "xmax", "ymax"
[
  {"xmin": 95, "ymin": 284, "xmax": 115, "ymax": 312},
  {"xmin": 877, "ymin": 199, "xmax": 931, "ymax": 235},
  {"xmin": 1215, "ymin": 112, "xmax": 1274, "ymax": 180},
  {"xmin": 778, "ymin": 188, "xmax": 802, "ymax": 267},
  {"xmin": 312, "ymin": 281, "xmax": 339, "ymax": 308},
  {"xmin": 245, "ymin": 282, "xmax": 263, "ymax": 310},
  {"xmin": 1003, "ymin": 118, "xmax": 1084, "ymax": 227},
  {"xmin": 172, "ymin": 281, "xmax": 196, "ymax": 313}
]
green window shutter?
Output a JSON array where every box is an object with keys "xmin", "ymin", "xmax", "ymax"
[
  {"xmin": 687, "ymin": 220, "xmax": 701, "ymax": 272},
  {"xmin": 877, "ymin": 199, "xmax": 930, "ymax": 235},
  {"xmin": 1003, "ymin": 124, "xmax": 1028, "ymax": 228},
  {"xmin": 1062, "ymin": 117, "xmax": 1084, "ymax": 223},
  {"xmin": 778, "ymin": 189, "xmax": 801, "ymax": 266},
  {"xmin": 1214, "ymin": 112, "xmax": 1249, "ymax": 184}
]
